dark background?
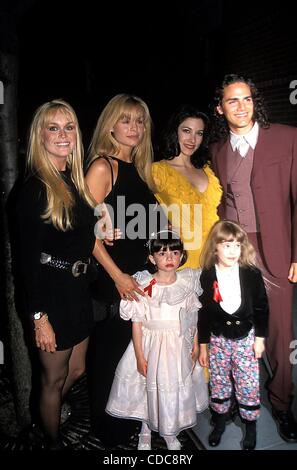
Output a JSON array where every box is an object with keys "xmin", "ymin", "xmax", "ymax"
[{"xmin": 16, "ymin": 0, "xmax": 297, "ymax": 150}]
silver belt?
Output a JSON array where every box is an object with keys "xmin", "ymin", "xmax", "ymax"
[{"xmin": 40, "ymin": 252, "xmax": 89, "ymax": 277}]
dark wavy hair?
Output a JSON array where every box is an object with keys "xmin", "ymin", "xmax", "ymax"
[
  {"xmin": 209, "ymin": 74, "xmax": 270, "ymax": 142},
  {"xmin": 160, "ymin": 105, "xmax": 211, "ymax": 169}
]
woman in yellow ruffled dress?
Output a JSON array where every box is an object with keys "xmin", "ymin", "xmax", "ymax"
[{"xmin": 152, "ymin": 105, "xmax": 222, "ymax": 269}]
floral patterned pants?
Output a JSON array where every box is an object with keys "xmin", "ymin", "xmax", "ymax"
[{"xmin": 209, "ymin": 329, "xmax": 260, "ymax": 421}]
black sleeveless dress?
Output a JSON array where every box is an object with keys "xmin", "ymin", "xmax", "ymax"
[{"xmin": 87, "ymin": 157, "xmax": 158, "ymax": 446}]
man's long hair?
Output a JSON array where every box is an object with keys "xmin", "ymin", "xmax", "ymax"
[{"xmin": 209, "ymin": 74, "xmax": 270, "ymax": 143}]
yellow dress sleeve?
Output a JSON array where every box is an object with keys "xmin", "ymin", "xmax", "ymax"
[
  {"xmin": 201, "ymin": 166, "xmax": 222, "ymax": 239},
  {"xmin": 152, "ymin": 162, "xmax": 166, "ymax": 193}
]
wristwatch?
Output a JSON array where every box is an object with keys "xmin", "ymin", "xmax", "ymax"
[{"xmin": 32, "ymin": 312, "xmax": 45, "ymax": 320}]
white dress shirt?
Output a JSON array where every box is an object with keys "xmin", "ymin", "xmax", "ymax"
[
  {"xmin": 215, "ymin": 263, "xmax": 241, "ymax": 314},
  {"xmin": 230, "ymin": 121, "xmax": 259, "ymax": 157}
]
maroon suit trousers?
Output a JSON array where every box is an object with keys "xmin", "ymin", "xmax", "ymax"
[{"xmin": 248, "ymin": 232, "xmax": 294, "ymax": 410}]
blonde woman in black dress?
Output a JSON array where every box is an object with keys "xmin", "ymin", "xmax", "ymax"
[
  {"xmin": 86, "ymin": 94, "xmax": 159, "ymax": 447},
  {"xmin": 15, "ymin": 100, "xmax": 103, "ymax": 449}
]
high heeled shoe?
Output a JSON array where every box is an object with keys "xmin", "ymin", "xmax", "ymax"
[{"xmin": 46, "ymin": 437, "xmax": 68, "ymax": 451}]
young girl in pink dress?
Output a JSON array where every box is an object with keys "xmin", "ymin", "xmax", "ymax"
[{"xmin": 106, "ymin": 230, "xmax": 208, "ymax": 450}]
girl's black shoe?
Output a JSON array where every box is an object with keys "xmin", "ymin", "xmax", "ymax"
[
  {"xmin": 208, "ymin": 413, "xmax": 227, "ymax": 447},
  {"xmin": 243, "ymin": 421, "xmax": 256, "ymax": 450}
]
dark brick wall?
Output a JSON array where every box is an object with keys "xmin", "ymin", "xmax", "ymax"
[{"xmin": 204, "ymin": 2, "xmax": 297, "ymax": 125}]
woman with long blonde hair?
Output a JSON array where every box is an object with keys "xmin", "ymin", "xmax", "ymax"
[
  {"xmin": 86, "ymin": 93, "xmax": 159, "ymax": 447},
  {"xmin": 15, "ymin": 99, "xmax": 99, "ymax": 449}
]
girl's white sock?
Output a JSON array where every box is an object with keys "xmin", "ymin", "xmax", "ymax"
[
  {"xmin": 138, "ymin": 422, "xmax": 151, "ymax": 450},
  {"xmin": 164, "ymin": 435, "xmax": 181, "ymax": 450}
]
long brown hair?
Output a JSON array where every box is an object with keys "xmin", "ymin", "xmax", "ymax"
[{"xmin": 200, "ymin": 220, "xmax": 256, "ymax": 269}]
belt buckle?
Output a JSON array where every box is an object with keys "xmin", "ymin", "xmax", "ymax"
[
  {"xmin": 72, "ymin": 260, "xmax": 87, "ymax": 277},
  {"xmin": 40, "ymin": 252, "xmax": 52, "ymax": 264}
]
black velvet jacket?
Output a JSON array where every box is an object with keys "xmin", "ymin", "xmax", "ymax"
[{"xmin": 198, "ymin": 265, "xmax": 269, "ymax": 343}]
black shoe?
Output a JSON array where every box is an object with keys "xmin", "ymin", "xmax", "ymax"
[
  {"xmin": 208, "ymin": 413, "xmax": 227, "ymax": 447},
  {"xmin": 243, "ymin": 421, "xmax": 256, "ymax": 450},
  {"xmin": 45, "ymin": 436, "xmax": 68, "ymax": 451},
  {"xmin": 272, "ymin": 408, "xmax": 297, "ymax": 443}
]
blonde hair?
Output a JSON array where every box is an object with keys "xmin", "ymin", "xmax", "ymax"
[
  {"xmin": 87, "ymin": 93, "xmax": 156, "ymax": 192},
  {"xmin": 200, "ymin": 220, "xmax": 257, "ymax": 269},
  {"xmin": 27, "ymin": 99, "xmax": 94, "ymax": 231}
]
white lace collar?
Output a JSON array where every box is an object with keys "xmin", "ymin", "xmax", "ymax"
[{"xmin": 133, "ymin": 268, "xmax": 202, "ymax": 305}]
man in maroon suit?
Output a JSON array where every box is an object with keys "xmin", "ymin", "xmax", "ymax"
[{"xmin": 209, "ymin": 73, "xmax": 297, "ymax": 442}]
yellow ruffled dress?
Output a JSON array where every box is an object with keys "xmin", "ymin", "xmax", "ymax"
[{"xmin": 152, "ymin": 161, "xmax": 222, "ymax": 269}]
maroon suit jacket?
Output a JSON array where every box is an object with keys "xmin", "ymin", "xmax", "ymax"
[{"xmin": 211, "ymin": 123, "xmax": 297, "ymax": 278}]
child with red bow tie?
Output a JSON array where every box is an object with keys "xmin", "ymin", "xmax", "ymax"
[
  {"xmin": 106, "ymin": 230, "xmax": 209, "ymax": 450},
  {"xmin": 198, "ymin": 220, "xmax": 269, "ymax": 450}
]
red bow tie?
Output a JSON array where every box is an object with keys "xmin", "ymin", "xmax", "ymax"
[
  {"xmin": 213, "ymin": 281, "xmax": 223, "ymax": 302},
  {"xmin": 144, "ymin": 278, "xmax": 157, "ymax": 297}
]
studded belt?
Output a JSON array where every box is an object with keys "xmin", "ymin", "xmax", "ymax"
[{"xmin": 40, "ymin": 252, "xmax": 90, "ymax": 277}]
